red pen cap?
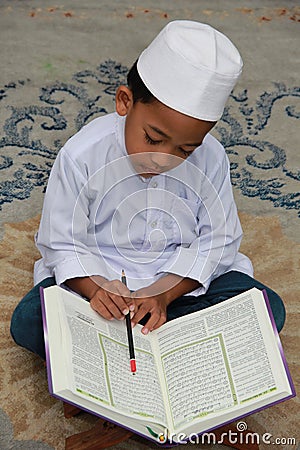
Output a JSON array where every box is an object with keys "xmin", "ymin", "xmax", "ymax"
[{"xmin": 130, "ymin": 359, "xmax": 136, "ymax": 373}]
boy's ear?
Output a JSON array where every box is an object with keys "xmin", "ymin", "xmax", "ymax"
[{"xmin": 115, "ymin": 86, "xmax": 134, "ymax": 116}]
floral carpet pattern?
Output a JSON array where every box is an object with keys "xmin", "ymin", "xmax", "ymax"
[{"xmin": 1, "ymin": 62, "xmax": 299, "ymax": 221}]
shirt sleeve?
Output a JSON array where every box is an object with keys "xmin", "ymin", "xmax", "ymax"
[
  {"xmin": 157, "ymin": 152, "xmax": 244, "ymax": 295},
  {"xmin": 35, "ymin": 147, "xmax": 109, "ymax": 285}
]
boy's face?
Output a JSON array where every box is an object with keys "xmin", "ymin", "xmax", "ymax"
[{"xmin": 116, "ymin": 86, "xmax": 215, "ymax": 178}]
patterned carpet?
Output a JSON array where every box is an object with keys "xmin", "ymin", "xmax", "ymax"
[{"xmin": 0, "ymin": 1, "xmax": 299, "ymax": 449}]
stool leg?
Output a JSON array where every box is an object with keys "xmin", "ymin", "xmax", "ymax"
[
  {"xmin": 63, "ymin": 402, "xmax": 82, "ymax": 419},
  {"xmin": 65, "ymin": 419, "xmax": 133, "ymax": 450}
]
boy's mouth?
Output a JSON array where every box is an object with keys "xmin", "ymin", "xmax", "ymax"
[{"xmin": 139, "ymin": 165, "xmax": 162, "ymax": 175}]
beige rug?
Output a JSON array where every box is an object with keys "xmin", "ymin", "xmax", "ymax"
[{"xmin": 1, "ymin": 213, "xmax": 299, "ymax": 449}]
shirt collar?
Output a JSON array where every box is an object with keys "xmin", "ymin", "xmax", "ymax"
[{"xmin": 115, "ymin": 112, "xmax": 128, "ymax": 157}]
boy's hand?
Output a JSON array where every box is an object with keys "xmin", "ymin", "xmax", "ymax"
[
  {"xmin": 90, "ymin": 279, "xmax": 135, "ymax": 321},
  {"xmin": 130, "ymin": 289, "xmax": 169, "ymax": 335},
  {"xmin": 129, "ymin": 274, "xmax": 201, "ymax": 335},
  {"xmin": 65, "ymin": 274, "xmax": 200, "ymax": 328}
]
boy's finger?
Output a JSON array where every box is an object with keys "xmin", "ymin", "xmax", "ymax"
[
  {"xmin": 102, "ymin": 280, "xmax": 130, "ymax": 298},
  {"xmin": 106, "ymin": 293, "xmax": 130, "ymax": 319},
  {"xmin": 141, "ymin": 311, "xmax": 162, "ymax": 335},
  {"xmin": 114, "ymin": 284, "xmax": 136, "ymax": 312},
  {"xmin": 94, "ymin": 289, "xmax": 127, "ymax": 320},
  {"xmin": 130, "ymin": 303, "xmax": 151, "ymax": 328},
  {"xmin": 151, "ymin": 315, "xmax": 167, "ymax": 331},
  {"xmin": 108, "ymin": 289, "xmax": 136, "ymax": 317},
  {"xmin": 90, "ymin": 296, "xmax": 114, "ymax": 320},
  {"xmin": 116, "ymin": 282, "xmax": 131, "ymax": 298},
  {"xmin": 101, "ymin": 281, "xmax": 132, "ymax": 315}
]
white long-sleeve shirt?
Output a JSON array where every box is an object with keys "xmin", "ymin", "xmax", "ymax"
[{"xmin": 34, "ymin": 112, "xmax": 253, "ymax": 295}]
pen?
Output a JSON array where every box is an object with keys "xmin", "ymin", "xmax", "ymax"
[{"xmin": 121, "ymin": 270, "xmax": 136, "ymax": 374}]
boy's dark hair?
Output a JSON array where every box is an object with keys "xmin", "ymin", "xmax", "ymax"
[{"xmin": 127, "ymin": 60, "xmax": 156, "ymax": 104}]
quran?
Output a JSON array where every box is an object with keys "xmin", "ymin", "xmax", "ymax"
[{"xmin": 40, "ymin": 285, "xmax": 295, "ymax": 444}]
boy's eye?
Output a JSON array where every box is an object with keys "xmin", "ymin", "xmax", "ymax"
[
  {"xmin": 144, "ymin": 132, "xmax": 162, "ymax": 145},
  {"xmin": 179, "ymin": 148, "xmax": 193, "ymax": 157},
  {"xmin": 179, "ymin": 148, "xmax": 190, "ymax": 157}
]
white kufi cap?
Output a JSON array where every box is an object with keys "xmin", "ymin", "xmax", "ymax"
[{"xmin": 137, "ymin": 20, "xmax": 243, "ymax": 121}]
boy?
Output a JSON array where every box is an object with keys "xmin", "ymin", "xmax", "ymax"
[{"xmin": 11, "ymin": 20, "xmax": 285, "ymax": 360}]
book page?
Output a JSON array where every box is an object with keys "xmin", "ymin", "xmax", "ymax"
[
  {"xmin": 205, "ymin": 291, "xmax": 276, "ymax": 402},
  {"xmin": 59, "ymin": 290, "xmax": 167, "ymax": 425},
  {"xmin": 156, "ymin": 320, "xmax": 235, "ymax": 429},
  {"xmin": 155, "ymin": 289, "xmax": 286, "ymax": 430}
]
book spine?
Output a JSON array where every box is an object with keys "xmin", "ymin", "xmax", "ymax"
[
  {"xmin": 40, "ymin": 286, "xmax": 54, "ymax": 395},
  {"xmin": 262, "ymin": 289, "xmax": 296, "ymax": 396}
]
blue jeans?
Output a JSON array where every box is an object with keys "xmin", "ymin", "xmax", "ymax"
[{"xmin": 10, "ymin": 271, "xmax": 286, "ymax": 360}]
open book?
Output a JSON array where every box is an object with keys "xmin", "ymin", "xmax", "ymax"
[{"xmin": 40, "ymin": 286, "xmax": 295, "ymax": 445}]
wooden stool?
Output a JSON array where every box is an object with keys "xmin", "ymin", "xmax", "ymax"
[
  {"xmin": 63, "ymin": 402, "xmax": 259, "ymax": 450},
  {"xmin": 64, "ymin": 403, "xmax": 133, "ymax": 450}
]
